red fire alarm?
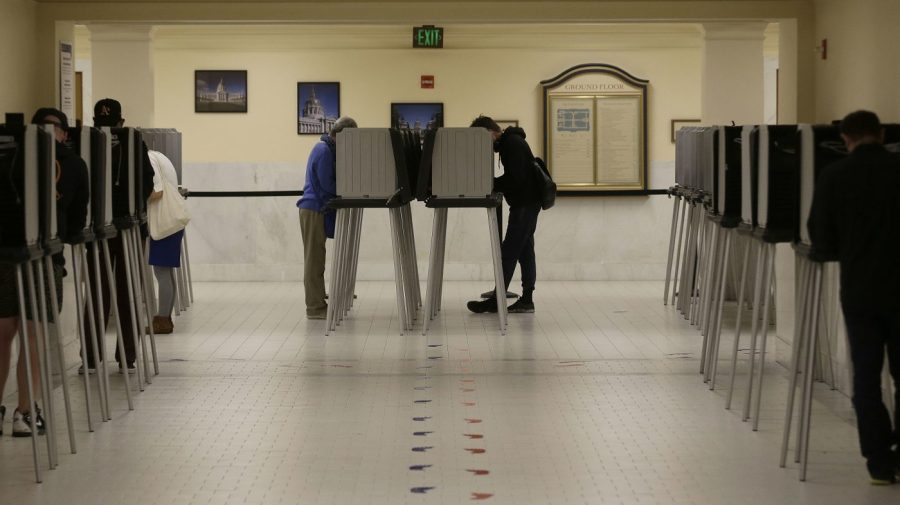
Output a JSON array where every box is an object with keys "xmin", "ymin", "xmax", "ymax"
[{"xmin": 421, "ymin": 75, "xmax": 435, "ymax": 89}]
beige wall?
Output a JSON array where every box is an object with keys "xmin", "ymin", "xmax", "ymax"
[
  {"xmin": 813, "ymin": 0, "xmax": 900, "ymax": 122},
  {"xmin": 0, "ymin": 0, "xmax": 38, "ymax": 116},
  {"xmin": 151, "ymin": 24, "xmax": 702, "ymax": 165}
]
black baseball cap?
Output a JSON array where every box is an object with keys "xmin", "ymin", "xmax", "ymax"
[
  {"xmin": 31, "ymin": 107, "xmax": 69, "ymax": 131},
  {"xmin": 94, "ymin": 98, "xmax": 123, "ymax": 125}
]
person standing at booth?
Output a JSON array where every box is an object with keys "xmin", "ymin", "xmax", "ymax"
[
  {"xmin": 79, "ymin": 98, "xmax": 154, "ymax": 374},
  {"xmin": 0, "ymin": 108, "xmax": 88, "ymax": 437},
  {"xmin": 809, "ymin": 110, "xmax": 900, "ymax": 485},
  {"xmin": 297, "ymin": 117, "xmax": 357, "ymax": 320},
  {"xmin": 467, "ymin": 116, "xmax": 542, "ymax": 315}
]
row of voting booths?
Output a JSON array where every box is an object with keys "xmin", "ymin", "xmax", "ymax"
[
  {"xmin": 664, "ymin": 122, "xmax": 899, "ymax": 481},
  {"xmin": 327, "ymin": 127, "xmax": 508, "ymax": 336},
  {"xmin": 0, "ymin": 117, "xmax": 192, "ymax": 483}
]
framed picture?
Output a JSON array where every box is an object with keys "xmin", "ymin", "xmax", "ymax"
[
  {"xmin": 195, "ymin": 70, "xmax": 247, "ymax": 113},
  {"xmin": 390, "ymin": 102, "xmax": 443, "ymax": 132},
  {"xmin": 495, "ymin": 119, "xmax": 519, "ymax": 131},
  {"xmin": 297, "ymin": 82, "xmax": 341, "ymax": 135},
  {"xmin": 671, "ymin": 119, "xmax": 702, "ymax": 142}
]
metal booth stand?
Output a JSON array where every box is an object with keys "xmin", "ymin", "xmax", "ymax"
[
  {"xmin": 420, "ymin": 128, "xmax": 507, "ymax": 336},
  {"xmin": 0, "ymin": 124, "xmax": 70, "ymax": 481},
  {"xmin": 325, "ymin": 128, "xmax": 421, "ymax": 335}
]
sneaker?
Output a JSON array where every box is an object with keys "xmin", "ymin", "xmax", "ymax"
[
  {"xmin": 480, "ymin": 289, "xmax": 519, "ymax": 299},
  {"xmin": 118, "ymin": 363, "xmax": 137, "ymax": 375},
  {"xmin": 467, "ymin": 298, "xmax": 498, "ymax": 314},
  {"xmin": 0, "ymin": 405, "xmax": 5, "ymax": 436},
  {"xmin": 12, "ymin": 407, "xmax": 45, "ymax": 437},
  {"xmin": 507, "ymin": 299, "xmax": 535, "ymax": 313},
  {"xmin": 152, "ymin": 316, "xmax": 174, "ymax": 335}
]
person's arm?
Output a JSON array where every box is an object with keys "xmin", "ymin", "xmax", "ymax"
[
  {"xmin": 316, "ymin": 146, "xmax": 337, "ymax": 201},
  {"xmin": 808, "ymin": 168, "xmax": 839, "ymax": 261},
  {"xmin": 498, "ymin": 136, "xmax": 534, "ymax": 191},
  {"xmin": 141, "ymin": 143, "xmax": 155, "ymax": 201},
  {"xmin": 57, "ymin": 157, "xmax": 90, "ymax": 239}
]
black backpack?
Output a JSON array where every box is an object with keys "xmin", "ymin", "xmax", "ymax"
[{"xmin": 532, "ymin": 157, "xmax": 556, "ymax": 210}]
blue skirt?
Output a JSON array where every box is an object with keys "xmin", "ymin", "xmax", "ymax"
[{"xmin": 149, "ymin": 229, "xmax": 184, "ymax": 268}]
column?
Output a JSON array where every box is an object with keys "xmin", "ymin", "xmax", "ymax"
[
  {"xmin": 89, "ymin": 24, "xmax": 155, "ymax": 127},
  {"xmin": 701, "ymin": 22, "xmax": 767, "ymax": 125}
]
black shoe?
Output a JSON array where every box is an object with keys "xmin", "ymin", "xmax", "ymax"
[
  {"xmin": 869, "ymin": 458, "xmax": 898, "ymax": 485},
  {"xmin": 118, "ymin": 363, "xmax": 136, "ymax": 375},
  {"xmin": 870, "ymin": 470, "xmax": 896, "ymax": 486},
  {"xmin": 508, "ymin": 299, "xmax": 535, "ymax": 313},
  {"xmin": 480, "ymin": 288, "xmax": 519, "ymax": 299},
  {"xmin": 467, "ymin": 298, "xmax": 498, "ymax": 314}
]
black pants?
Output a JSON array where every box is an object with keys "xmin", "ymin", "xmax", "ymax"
[
  {"xmin": 501, "ymin": 205, "xmax": 540, "ymax": 294},
  {"xmin": 843, "ymin": 307, "xmax": 900, "ymax": 474},
  {"xmin": 81, "ymin": 237, "xmax": 137, "ymax": 366}
]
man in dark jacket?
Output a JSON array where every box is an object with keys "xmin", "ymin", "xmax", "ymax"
[
  {"xmin": 80, "ymin": 98, "xmax": 155, "ymax": 374},
  {"xmin": 297, "ymin": 116, "xmax": 357, "ymax": 319},
  {"xmin": 467, "ymin": 116, "xmax": 542, "ymax": 314},
  {"xmin": 808, "ymin": 110, "xmax": 900, "ymax": 485}
]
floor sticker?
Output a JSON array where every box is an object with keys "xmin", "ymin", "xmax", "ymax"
[
  {"xmin": 466, "ymin": 469, "xmax": 490, "ymax": 476},
  {"xmin": 413, "ymin": 417, "xmax": 431, "ymax": 422},
  {"xmin": 463, "ymin": 434, "xmax": 483, "ymax": 439},
  {"xmin": 465, "ymin": 448, "xmax": 486, "ymax": 454},
  {"xmin": 412, "ymin": 446, "xmax": 433, "ymax": 452},
  {"xmin": 409, "ymin": 465, "xmax": 432, "ymax": 471},
  {"xmin": 410, "ymin": 487, "xmax": 436, "ymax": 494},
  {"xmin": 413, "ymin": 431, "xmax": 433, "ymax": 436},
  {"xmin": 414, "ymin": 399, "xmax": 432, "ymax": 404},
  {"xmin": 471, "ymin": 492, "xmax": 493, "ymax": 500},
  {"xmin": 464, "ymin": 418, "xmax": 482, "ymax": 424}
]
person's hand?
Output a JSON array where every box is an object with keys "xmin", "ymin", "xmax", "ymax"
[{"xmin": 149, "ymin": 191, "xmax": 163, "ymax": 203}]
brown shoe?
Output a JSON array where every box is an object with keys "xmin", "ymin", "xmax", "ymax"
[{"xmin": 152, "ymin": 316, "xmax": 174, "ymax": 334}]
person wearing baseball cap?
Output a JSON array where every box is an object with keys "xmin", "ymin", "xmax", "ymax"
[{"xmin": 93, "ymin": 98, "xmax": 124, "ymax": 128}]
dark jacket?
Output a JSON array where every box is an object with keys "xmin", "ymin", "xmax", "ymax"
[
  {"xmin": 494, "ymin": 127, "xmax": 541, "ymax": 208},
  {"xmin": 297, "ymin": 134, "xmax": 337, "ymax": 237},
  {"xmin": 808, "ymin": 143, "xmax": 900, "ymax": 313},
  {"xmin": 55, "ymin": 141, "xmax": 90, "ymax": 243}
]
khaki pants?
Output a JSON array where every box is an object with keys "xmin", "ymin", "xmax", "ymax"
[{"xmin": 299, "ymin": 208, "xmax": 327, "ymax": 316}]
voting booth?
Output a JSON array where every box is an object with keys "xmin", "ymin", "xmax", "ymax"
[{"xmin": 327, "ymin": 128, "xmax": 421, "ymax": 335}]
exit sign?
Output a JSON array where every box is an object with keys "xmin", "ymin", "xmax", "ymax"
[{"xmin": 413, "ymin": 25, "xmax": 443, "ymax": 48}]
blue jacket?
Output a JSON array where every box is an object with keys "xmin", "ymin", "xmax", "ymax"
[
  {"xmin": 298, "ymin": 134, "xmax": 336, "ymax": 212},
  {"xmin": 297, "ymin": 134, "xmax": 337, "ymax": 237}
]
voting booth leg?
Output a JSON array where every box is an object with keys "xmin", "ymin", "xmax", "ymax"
[
  {"xmin": 674, "ymin": 201, "xmax": 693, "ymax": 313},
  {"xmin": 707, "ymin": 229, "xmax": 733, "ymax": 389},
  {"xmin": 128, "ymin": 230, "xmax": 152, "ymax": 383},
  {"xmin": 325, "ymin": 210, "xmax": 343, "ymax": 335},
  {"xmin": 664, "ymin": 196, "xmax": 682, "ymax": 305},
  {"xmin": 698, "ymin": 223, "xmax": 720, "ymax": 374},
  {"xmin": 26, "ymin": 262, "xmax": 56, "ymax": 468},
  {"xmin": 799, "ymin": 264, "xmax": 823, "ymax": 481},
  {"xmin": 120, "ymin": 232, "xmax": 146, "ymax": 389},
  {"xmin": 15, "ymin": 265, "xmax": 43, "ymax": 483},
  {"xmin": 741, "ymin": 241, "xmax": 767, "ymax": 421},
  {"xmin": 144, "ymin": 240, "xmax": 158, "ymax": 317},
  {"xmin": 671, "ymin": 198, "xmax": 688, "ymax": 307},
  {"xmin": 398, "ymin": 207, "xmax": 416, "ymax": 328},
  {"xmin": 93, "ymin": 243, "xmax": 118, "ymax": 414},
  {"xmin": 780, "ymin": 255, "xmax": 813, "ymax": 468},
  {"xmin": 403, "ymin": 205, "xmax": 422, "ymax": 309},
  {"xmin": 726, "ymin": 237, "xmax": 755, "ymax": 410},
  {"xmin": 101, "ymin": 240, "xmax": 135, "ymax": 409},
  {"xmin": 81, "ymin": 244, "xmax": 110, "ymax": 421},
  {"xmin": 423, "ymin": 210, "xmax": 441, "ymax": 334},
  {"xmin": 71, "ymin": 246, "xmax": 95, "ymax": 432},
  {"xmin": 487, "ymin": 209, "xmax": 508, "ymax": 335},
  {"xmin": 348, "ymin": 209, "xmax": 364, "ymax": 310},
  {"xmin": 435, "ymin": 209, "xmax": 448, "ymax": 315},
  {"xmin": 135, "ymin": 232, "xmax": 159, "ymax": 376},
  {"xmin": 683, "ymin": 205, "xmax": 701, "ymax": 321},
  {"xmin": 388, "ymin": 208, "xmax": 409, "ymax": 334},
  {"xmin": 44, "ymin": 256, "xmax": 77, "ymax": 454},
  {"xmin": 183, "ymin": 229, "xmax": 194, "ymax": 304},
  {"xmin": 751, "ymin": 243, "xmax": 776, "ymax": 431}
]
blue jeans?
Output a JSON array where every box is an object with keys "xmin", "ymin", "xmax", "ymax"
[{"xmin": 501, "ymin": 205, "xmax": 540, "ymax": 294}]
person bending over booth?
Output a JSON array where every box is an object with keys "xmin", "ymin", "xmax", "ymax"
[
  {"xmin": 297, "ymin": 117, "xmax": 357, "ymax": 320},
  {"xmin": 0, "ymin": 108, "xmax": 89, "ymax": 437},
  {"xmin": 808, "ymin": 110, "xmax": 900, "ymax": 485},
  {"xmin": 467, "ymin": 116, "xmax": 542, "ymax": 315}
]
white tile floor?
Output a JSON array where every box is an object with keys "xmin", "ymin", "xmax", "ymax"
[{"xmin": 0, "ymin": 281, "xmax": 896, "ymax": 504}]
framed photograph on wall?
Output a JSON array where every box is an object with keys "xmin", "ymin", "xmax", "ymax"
[
  {"xmin": 390, "ymin": 102, "xmax": 444, "ymax": 132},
  {"xmin": 495, "ymin": 119, "xmax": 519, "ymax": 131},
  {"xmin": 670, "ymin": 119, "xmax": 702, "ymax": 142},
  {"xmin": 297, "ymin": 82, "xmax": 341, "ymax": 135},
  {"xmin": 195, "ymin": 70, "xmax": 248, "ymax": 113}
]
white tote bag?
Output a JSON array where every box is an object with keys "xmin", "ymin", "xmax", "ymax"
[{"xmin": 148, "ymin": 177, "xmax": 191, "ymax": 240}]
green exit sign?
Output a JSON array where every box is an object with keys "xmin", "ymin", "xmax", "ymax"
[{"xmin": 413, "ymin": 25, "xmax": 443, "ymax": 48}]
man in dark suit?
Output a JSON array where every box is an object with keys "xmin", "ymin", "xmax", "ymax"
[{"xmin": 809, "ymin": 110, "xmax": 900, "ymax": 485}]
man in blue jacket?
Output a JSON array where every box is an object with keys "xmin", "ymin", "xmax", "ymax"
[{"xmin": 297, "ymin": 117, "xmax": 357, "ymax": 319}]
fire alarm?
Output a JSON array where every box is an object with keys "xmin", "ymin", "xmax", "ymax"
[{"xmin": 421, "ymin": 75, "xmax": 435, "ymax": 89}]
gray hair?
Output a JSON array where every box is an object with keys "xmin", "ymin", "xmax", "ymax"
[{"xmin": 330, "ymin": 116, "xmax": 357, "ymax": 136}]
